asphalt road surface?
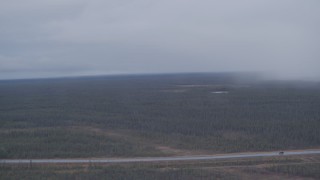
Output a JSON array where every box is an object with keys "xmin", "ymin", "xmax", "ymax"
[{"xmin": 1, "ymin": 150, "xmax": 320, "ymax": 164}]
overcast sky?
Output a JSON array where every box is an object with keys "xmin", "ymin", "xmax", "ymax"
[{"xmin": 0, "ymin": 0, "xmax": 319, "ymax": 80}]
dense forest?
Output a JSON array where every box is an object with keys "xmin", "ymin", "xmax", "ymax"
[{"xmin": 0, "ymin": 73, "xmax": 320, "ymax": 158}]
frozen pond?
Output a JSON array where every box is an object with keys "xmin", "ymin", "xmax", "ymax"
[{"xmin": 211, "ymin": 91, "xmax": 229, "ymax": 94}]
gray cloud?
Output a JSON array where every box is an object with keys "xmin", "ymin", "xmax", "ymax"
[{"xmin": 0, "ymin": 0, "xmax": 319, "ymax": 80}]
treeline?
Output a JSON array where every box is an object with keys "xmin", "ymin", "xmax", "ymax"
[
  {"xmin": 0, "ymin": 128, "xmax": 162, "ymax": 158},
  {"xmin": 0, "ymin": 73, "xmax": 320, "ymax": 156}
]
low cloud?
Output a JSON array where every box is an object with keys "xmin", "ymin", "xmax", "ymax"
[{"xmin": 1, "ymin": 0, "xmax": 319, "ymax": 80}]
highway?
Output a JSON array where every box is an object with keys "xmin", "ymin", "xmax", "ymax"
[{"xmin": 1, "ymin": 150, "xmax": 320, "ymax": 164}]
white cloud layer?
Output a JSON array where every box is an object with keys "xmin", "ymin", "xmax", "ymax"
[{"xmin": 0, "ymin": 0, "xmax": 319, "ymax": 79}]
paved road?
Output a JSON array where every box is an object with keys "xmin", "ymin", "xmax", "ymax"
[{"xmin": 1, "ymin": 150, "xmax": 320, "ymax": 164}]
